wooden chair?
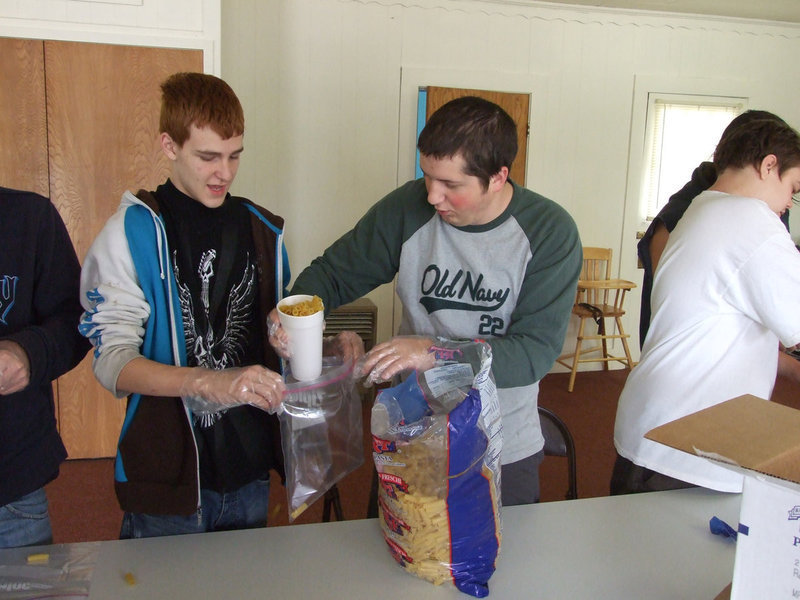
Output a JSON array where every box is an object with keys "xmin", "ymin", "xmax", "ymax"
[{"xmin": 556, "ymin": 247, "xmax": 636, "ymax": 392}]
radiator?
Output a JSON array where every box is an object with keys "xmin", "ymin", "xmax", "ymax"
[{"xmin": 325, "ymin": 297, "xmax": 378, "ymax": 351}]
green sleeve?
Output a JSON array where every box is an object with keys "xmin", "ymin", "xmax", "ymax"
[
  {"xmin": 486, "ymin": 200, "xmax": 582, "ymax": 387},
  {"xmin": 291, "ymin": 179, "xmax": 431, "ymax": 313}
]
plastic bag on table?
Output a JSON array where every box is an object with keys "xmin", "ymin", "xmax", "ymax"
[
  {"xmin": 279, "ymin": 357, "xmax": 364, "ymax": 521},
  {"xmin": 372, "ymin": 339, "xmax": 503, "ymax": 598},
  {"xmin": 0, "ymin": 541, "xmax": 99, "ymax": 599}
]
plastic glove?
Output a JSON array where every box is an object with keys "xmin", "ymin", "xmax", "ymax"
[
  {"xmin": 356, "ymin": 335, "xmax": 436, "ymax": 387},
  {"xmin": 179, "ymin": 365, "xmax": 286, "ymax": 414},
  {"xmin": 267, "ymin": 308, "xmax": 291, "ymax": 359},
  {"xmin": 0, "ymin": 340, "xmax": 30, "ymax": 395},
  {"xmin": 323, "ymin": 331, "xmax": 366, "ymax": 365}
]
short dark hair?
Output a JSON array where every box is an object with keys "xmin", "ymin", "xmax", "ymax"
[
  {"xmin": 160, "ymin": 72, "xmax": 244, "ymax": 146},
  {"xmin": 417, "ymin": 96, "xmax": 518, "ymax": 189},
  {"xmin": 713, "ymin": 117, "xmax": 800, "ymax": 175},
  {"xmin": 718, "ymin": 109, "xmax": 786, "ymax": 144}
]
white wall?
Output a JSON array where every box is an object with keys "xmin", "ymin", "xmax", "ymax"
[
  {"xmin": 221, "ymin": 0, "xmax": 800, "ymax": 364},
  {"xmin": 0, "ymin": 0, "xmax": 220, "ymax": 72}
]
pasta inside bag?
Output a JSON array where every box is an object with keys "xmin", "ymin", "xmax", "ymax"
[{"xmin": 371, "ymin": 340, "xmax": 503, "ymax": 598}]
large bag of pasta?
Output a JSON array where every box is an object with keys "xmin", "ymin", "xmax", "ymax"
[{"xmin": 371, "ymin": 339, "xmax": 502, "ymax": 598}]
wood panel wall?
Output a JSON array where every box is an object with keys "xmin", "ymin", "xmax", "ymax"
[{"xmin": 0, "ymin": 38, "xmax": 49, "ymax": 195}]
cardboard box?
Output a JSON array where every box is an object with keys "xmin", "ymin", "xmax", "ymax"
[{"xmin": 646, "ymin": 394, "xmax": 800, "ymax": 600}]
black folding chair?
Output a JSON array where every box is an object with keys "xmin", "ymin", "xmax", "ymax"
[{"xmin": 539, "ymin": 405, "xmax": 578, "ymax": 500}]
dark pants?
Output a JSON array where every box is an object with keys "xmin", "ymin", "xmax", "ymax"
[
  {"xmin": 500, "ymin": 450, "xmax": 544, "ymax": 506},
  {"xmin": 609, "ymin": 453, "xmax": 695, "ymax": 496}
]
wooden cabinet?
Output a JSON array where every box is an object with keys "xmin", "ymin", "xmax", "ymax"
[{"xmin": 0, "ymin": 37, "xmax": 203, "ymax": 458}]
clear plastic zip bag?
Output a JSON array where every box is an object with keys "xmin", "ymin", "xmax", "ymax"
[
  {"xmin": 0, "ymin": 541, "xmax": 99, "ymax": 599},
  {"xmin": 279, "ymin": 357, "xmax": 364, "ymax": 521}
]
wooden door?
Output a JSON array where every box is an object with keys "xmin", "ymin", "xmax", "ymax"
[
  {"xmin": 425, "ymin": 86, "xmax": 529, "ymax": 187},
  {"xmin": 40, "ymin": 41, "xmax": 202, "ymax": 458},
  {"xmin": 0, "ymin": 38, "xmax": 49, "ymax": 196}
]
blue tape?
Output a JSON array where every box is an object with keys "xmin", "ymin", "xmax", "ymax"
[{"xmin": 709, "ymin": 516, "xmax": 738, "ymax": 540}]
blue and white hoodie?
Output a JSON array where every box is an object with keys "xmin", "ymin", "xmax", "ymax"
[{"xmin": 79, "ymin": 189, "xmax": 288, "ymax": 515}]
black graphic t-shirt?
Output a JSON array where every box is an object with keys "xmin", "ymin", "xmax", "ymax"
[{"xmin": 157, "ymin": 180, "xmax": 275, "ymax": 492}]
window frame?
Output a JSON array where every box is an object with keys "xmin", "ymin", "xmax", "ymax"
[{"xmin": 640, "ymin": 93, "xmax": 746, "ymax": 221}]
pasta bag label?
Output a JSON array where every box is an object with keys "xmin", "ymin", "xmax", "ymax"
[
  {"xmin": 372, "ymin": 436, "xmax": 396, "ymax": 454},
  {"xmin": 378, "ymin": 472, "xmax": 409, "ymax": 498},
  {"xmin": 385, "ymin": 536, "xmax": 414, "ymax": 566},
  {"xmin": 379, "ymin": 497, "xmax": 411, "ymax": 535}
]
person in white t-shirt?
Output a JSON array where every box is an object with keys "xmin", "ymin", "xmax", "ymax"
[{"xmin": 612, "ymin": 116, "xmax": 800, "ymax": 495}]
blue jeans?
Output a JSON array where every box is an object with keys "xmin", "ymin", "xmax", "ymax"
[
  {"xmin": 0, "ymin": 488, "xmax": 53, "ymax": 548},
  {"xmin": 120, "ymin": 477, "xmax": 271, "ymax": 539}
]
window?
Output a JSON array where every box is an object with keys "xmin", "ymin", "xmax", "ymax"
[{"xmin": 641, "ymin": 94, "xmax": 745, "ymax": 220}]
